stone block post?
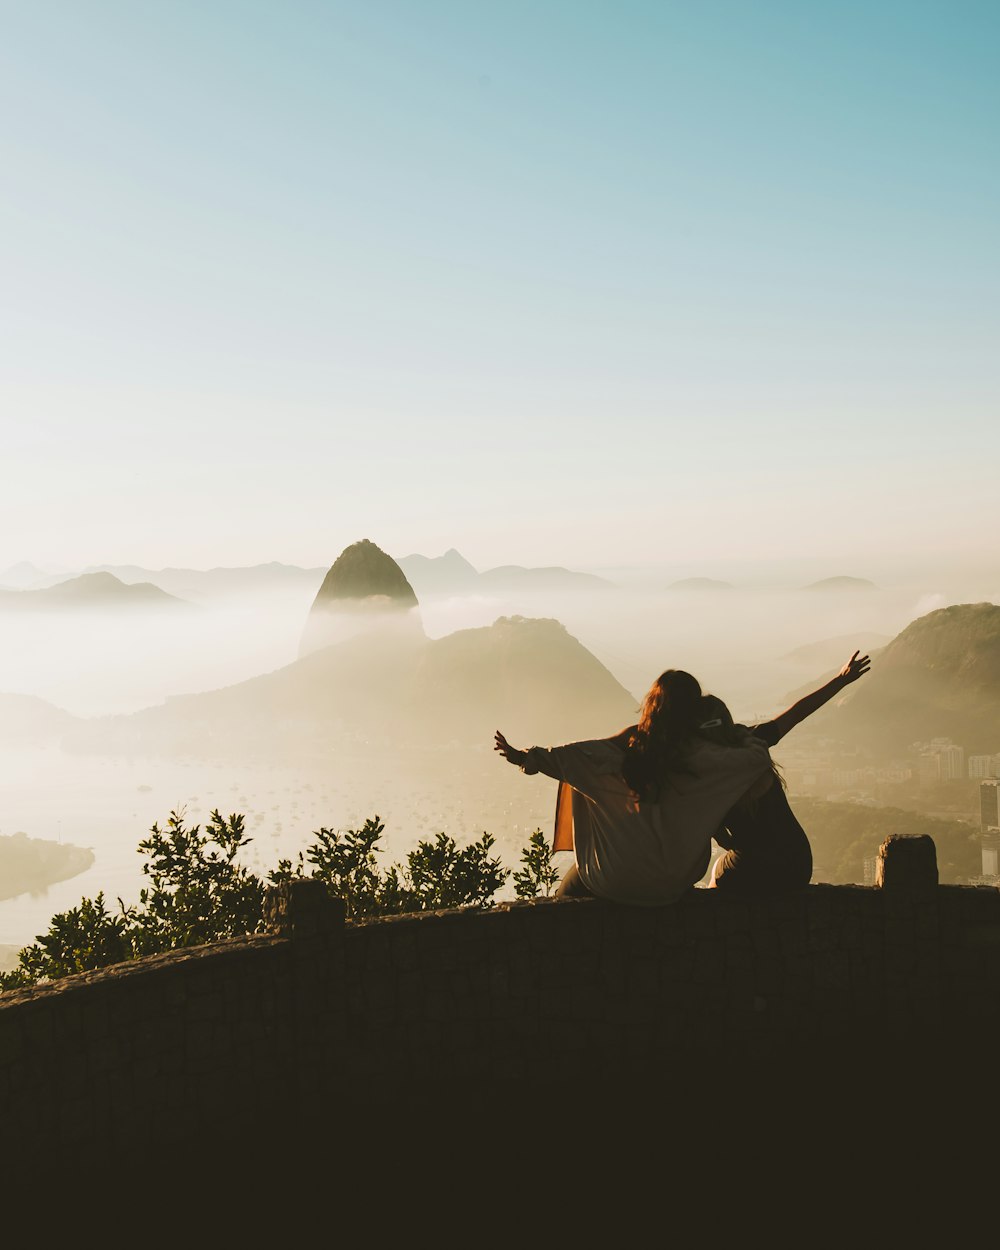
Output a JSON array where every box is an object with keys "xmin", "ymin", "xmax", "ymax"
[
  {"xmin": 263, "ymin": 880, "xmax": 347, "ymax": 1113},
  {"xmin": 263, "ymin": 878, "xmax": 347, "ymax": 937},
  {"xmin": 875, "ymin": 834, "xmax": 940, "ymax": 1040},
  {"xmin": 875, "ymin": 834, "xmax": 939, "ymax": 893}
]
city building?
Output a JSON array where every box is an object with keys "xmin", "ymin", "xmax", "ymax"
[
  {"xmin": 981, "ymin": 780, "xmax": 1000, "ymax": 833},
  {"xmin": 969, "ymin": 753, "xmax": 1000, "ymax": 780},
  {"xmin": 982, "ymin": 833, "xmax": 1000, "ymax": 880},
  {"xmin": 920, "ymin": 739, "xmax": 965, "ymax": 783}
]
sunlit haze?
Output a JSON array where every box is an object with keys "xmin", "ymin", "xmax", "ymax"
[
  {"xmin": 2, "ymin": 1, "xmax": 997, "ymax": 573},
  {"xmin": 2, "ymin": 4, "xmax": 999, "ymax": 960}
]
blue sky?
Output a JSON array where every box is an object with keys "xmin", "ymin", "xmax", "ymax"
[{"xmin": 1, "ymin": 1, "xmax": 997, "ymax": 574}]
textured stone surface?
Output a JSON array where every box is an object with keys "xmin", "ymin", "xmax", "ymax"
[
  {"xmin": 263, "ymin": 878, "xmax": 346, "ymax": 937},
  {"xmin": 875, "ymin": 833, "xmax": 939, "ymax": 892},
  {"xmin": 2, "ymin": 870, "xmax": 1000, "ymax": 1152}
]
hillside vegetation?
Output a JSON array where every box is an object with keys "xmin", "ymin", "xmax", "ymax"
[
  {"xmin": 796, "ymin": 797, "xmax": 981, "ymax": 884},
  {"xmin": 809, "ymin": 602, "xmax": 1000, "ymax": 755}
]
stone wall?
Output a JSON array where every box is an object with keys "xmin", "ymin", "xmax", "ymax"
[{"xmin": 2, "ymin": 837, "xmax": 999, "ymax": 1152}]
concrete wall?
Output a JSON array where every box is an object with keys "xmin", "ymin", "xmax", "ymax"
[{"xmin": 2, "ymin": 837, "xmax": 999, "ymax": 1153}]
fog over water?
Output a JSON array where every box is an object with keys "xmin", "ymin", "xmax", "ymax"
[{"xmin": 1, "ymin": 556, "xmax": 997, "ymax": 951}]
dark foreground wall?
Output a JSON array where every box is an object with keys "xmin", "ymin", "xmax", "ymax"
[{"xmin": 2, "ymin": 837, "xmax": 999, "ymax": 1153}]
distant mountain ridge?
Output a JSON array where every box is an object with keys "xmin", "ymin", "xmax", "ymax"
[
  {"xmin": 13, "ymin": 559, "xmax": 966, "ymax": 603},
  {"xmin": 781, "ymin": 632, "xmax": 891, "ymax": 668},
  {"xmin": 807, "ymin": 602, "xmax": 1000, "ymax": 754},
  {"xmin": 3, "ymin": 550, "xmax": 613, "ymax": 602},
  {"xmin": 0, "ymin": 561, "xmax": 69, "ymax": 591},
  {"xmin": 85, "ymin": 562, "xmax": 326, "ymax": 602},
  {"xmin": 0, "ymin": 572, "xmax": 188, "ymax": 611},
  {"xmin": 802, "ymin": 576, "xmax": 878, "ymax": 592},
  {"xmin": 396, "ymin": 549, "xmax": 478, "ymax": 593},
  {"xmin": 396, "ymin": 550, "xmax": 614, "ymax": 596},
  {"xmin": 69, "ymin": 614, "xmax": 637, "ymax": 761},
  {"xmin": 0, "ymin": 693, "xmax": 77, "ymax": 741}
]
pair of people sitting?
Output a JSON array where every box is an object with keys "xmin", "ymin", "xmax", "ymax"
[{"xmin": 494, "ymin": 652, "xmax": 869, "ymax": 903}]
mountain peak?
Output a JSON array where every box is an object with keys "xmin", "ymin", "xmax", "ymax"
[
  {"xmin": 300, "ymin": 540, "xmax": 422, "ymax": 657},
  {"xmin": 312, "ymin": 540, "xmax": 419, "ymax": 609},
  {"xmin": 802, "ymin": 576, "xmax": 878, "ymax": 592},
  {"xmin": 75, "ymin": 571, "xmax": 124, "ymax": 589}
]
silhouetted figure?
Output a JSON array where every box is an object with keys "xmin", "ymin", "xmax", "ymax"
[
  {"xmin": 705, "ymin": 650, "xmax": 870, "ymax": 893},
  {"xmin": 494, "ymin": 669, "xmax": 774, "ymax": 904}
]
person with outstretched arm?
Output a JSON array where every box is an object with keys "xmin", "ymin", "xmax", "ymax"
[
  {"xmin": 747, "ymin": 649, "xmax": 871, "ymax": 748},
  {"xmin": 705, "ymin": 650, "xmax": 871, "ymax": 893},
  {"xmin": 536, "ymin": 650, "xmax": 871, "ymax": 895},
  {"xmin": 494, "ymin": 668, "xmax": 775, "ymax": 904}
]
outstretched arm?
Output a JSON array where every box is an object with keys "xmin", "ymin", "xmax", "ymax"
[
  {"xmin": 763, "ymin": 650, "xmax": 870, "ymax": 744},
  {"xmin": 494, "ymin": 731, "xmax": 624, "ymax": 792},
  {"xmin": 494, "ymin": 730, "xmax": 528, "ymax": 769}
]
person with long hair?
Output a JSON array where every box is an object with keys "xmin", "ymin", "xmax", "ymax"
[{"xmin": 494, "ymin": 669, "xmax": 774, "ymax": 904}]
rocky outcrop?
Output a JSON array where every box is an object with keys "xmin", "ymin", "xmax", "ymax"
[{"xmin": 299, "ymin": 540, "xmax": 422, "ymax": 657}]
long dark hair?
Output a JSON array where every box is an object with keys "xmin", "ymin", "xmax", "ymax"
[{"xmin": 621, "ymin": 669, "xmax": 703, "ymax": 801}]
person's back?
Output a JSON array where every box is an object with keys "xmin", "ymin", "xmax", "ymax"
[
  {"xmin": 697, "ymin": 654, "xmax": 872, "ymax": 893},
  {"xmin": 496, "ymin": 670, "xmax": 773, "ymax": 905}
]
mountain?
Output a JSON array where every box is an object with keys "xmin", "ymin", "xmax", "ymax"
[
  {"xmin": 402, "ymin": 616, "xmax": 636, "ymax": 742},
  {"xmin": 0, "ymin": 693, "xmax": 77, "ymax": 742},
  {"xmin": 42, "ymin": 550, "xmax": 613, "ymax": 603},
  {"xmin": 85, "ymin": 562, "xmax": 326, "ymax": 602},
  {"xmin": 0, "ymin": 572, "xmax": 188, "ymax": 611},
  {"xmin": 396, "ymin": 550, "xmax": 615, "ymax": 597},
  {"xmin": 802, "ymin": 576, "xmax": 878, "ymax": 592},
  {"xmin": 311, "ymin": 540, "xmax": 418, "ymax": 609},
  {"xmin": 0, "ymin": 832, "xmax": 95, "ymax": 903},
  {"xmin": 808, "ymin": 602, "xmax": 1000, "ymax": 754},
  {"xmin": 300, "ymin": 540, "xmax": 422, "ymax": 657},
  {"xmin": 397, "ymin": 549, "xmax": 479, "ymax": 596},
  {"xmin": 0, "ymin": 561, "xmax": 66, "ymax": 591},
  {"xmin": 476, "ymin": 565, "xmax": 614, "ymax": 593},
  {"xmin": 781, "ymin": 633, "xmax": 891, "ymax": 669},
  {"xmin": 70, "ymin": 615, "xmax": 637, "ymax": 761},
  {"xmin": 667, "ymin": 578, "xmax": 733, "ymax": 592}
]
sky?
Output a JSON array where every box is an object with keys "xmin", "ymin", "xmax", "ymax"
[{"xmin": 1, "ymin": 0, "xmax": 997, "ymax": 576}]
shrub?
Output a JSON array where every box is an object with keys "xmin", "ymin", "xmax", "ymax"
[
  {"xmin": 272, "ymin": 820, "xmax": 510, "ymax": 916},
  {"xmin": 131, "ymin": 809, "xmax": 265, "ymax": 954},
  {"xmin": 514, "ymin": 829, "xmax": 561, "ymax": 898},
  {"xmin": 0, "ymin": 808, "xmax": 549, "ymax": 990}
]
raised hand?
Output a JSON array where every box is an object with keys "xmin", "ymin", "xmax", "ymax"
[
  {"xmin": 838, "ymin": 650, "xmax": 871, "ymax": 685},
  {"xmin": 494, "ymin": 730, "xmax": 527, "ymax": 767}
]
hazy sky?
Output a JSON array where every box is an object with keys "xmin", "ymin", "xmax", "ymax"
[{"xmin": 2, "ymin": 1, "xmax": 997, "ymax": 574}]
